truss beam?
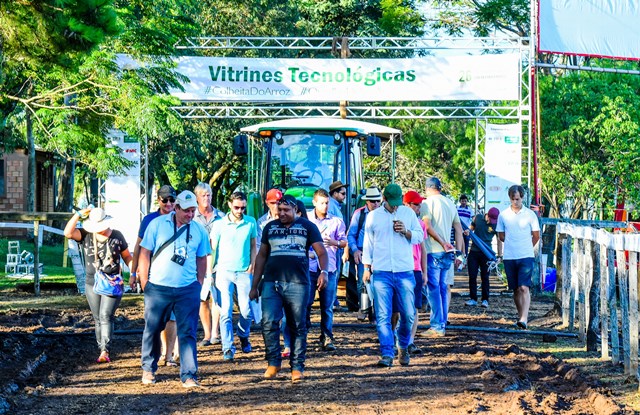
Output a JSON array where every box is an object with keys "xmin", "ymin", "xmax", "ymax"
[
  {"xmin": 171, "ymin": 105, "xmax": 523, "ymax": 120},
  {"xmin": 174, "ymin": 36, "xmax": 525, "ymax": 51}
]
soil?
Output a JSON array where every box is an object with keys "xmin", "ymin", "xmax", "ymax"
[{"xmin": 0, "ymin": 275, "xmax": 635, "ymax": 415}]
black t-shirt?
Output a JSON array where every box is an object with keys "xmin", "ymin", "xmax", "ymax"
[
  {"xmin": 261, "ymin": 217, "xmax": 323, "ymax": 285},
  {"xmin": 470, "ymin": 214, "xmax": 497, "ymax": 254},
  {"xmin": 79, "ymin": 228, "xmax": 129, "ymax": 284}
]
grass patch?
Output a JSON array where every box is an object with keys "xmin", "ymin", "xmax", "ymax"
[{"xmin": 0, "ymin": 293, "xmax": 143, "ymax": 313}]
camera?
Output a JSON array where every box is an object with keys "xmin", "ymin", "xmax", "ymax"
[{"xmin": 170, "ymin": 254, "xmax": 186, "ymax": 266}]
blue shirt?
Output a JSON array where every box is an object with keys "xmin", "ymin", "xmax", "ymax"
[
  {"xmin": 210, "ymin": 213, "xmax": 257, "ymax": 272},
  {"xmin": 138, "ymin": 210, "xmax": 162, "ymax": 239},
  {"xmin": 141, "ymin": 212, "xmax": 211, "ymax": 287},
  {"xmin": 328, "ymin": 197, "xmax": 343, "ymax": 220},
  {"xmin": 347, "ymin": 206, "xmax": 372, "ymax": 252}
]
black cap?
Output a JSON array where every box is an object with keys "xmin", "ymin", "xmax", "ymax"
[{"xmin": 158, "ymin": 185, "xmax": 176, "ymax": 198}]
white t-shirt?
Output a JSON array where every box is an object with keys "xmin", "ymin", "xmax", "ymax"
[
  {"xmin": 419, "ymin": 194, "xmax": 460, "ymax": 254},
  {"xmin": 495, "ymin": 206, "xmax": 540, "ymax": 260}
]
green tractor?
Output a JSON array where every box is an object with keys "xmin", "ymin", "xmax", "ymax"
[{"xmin": 234, "ymin": 118, "xmax": 401, "ymax": 219}]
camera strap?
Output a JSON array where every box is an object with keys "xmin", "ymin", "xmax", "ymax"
[{"xmin": 151, "ymin": 217, "xmax": 189, "ymax": 264}]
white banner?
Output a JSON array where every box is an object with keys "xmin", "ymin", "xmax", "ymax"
[
  {"xmin": 539, "ymin": 0, "xmax": 640, "ymax": 60},
  {"xmin": 104, "ymin": 131, "xmax": 141, "ymax": 250},
  {"xmin": 485, "ymin": 123, "xmax": 522, "ymax": 211},
  {"xmin": 167, "ymin": 55, "xmax": 520, "ymax": 102}
]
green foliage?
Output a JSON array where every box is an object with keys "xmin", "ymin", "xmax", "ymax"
[
  {"xmin": 539, "ymin": 70, "xmax": 640, "ymax": 218},
  {"xmin": 429, "ymin": 0, "xmax": 529, "ymax": 37}
]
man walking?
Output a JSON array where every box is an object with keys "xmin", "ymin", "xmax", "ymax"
[
  {"xmin": 138, "ymin": 190, "xmax": 211, "ymax": 388},
  {"xmin": 193, "ymin": 182, "xmax": 225, "ymax": 348},
  {"xmin": 362, "ymin": 184, "xmax": 424, "ymax": 368},
  {"xmin": 420, "ymin": 177, "xmax": 464, "ymax": 337},
  {"xmin": 347, "ymin": 187, "xmax": 382, "ymax": 320},
  {"xmin": 306, "ymin": 188, "xmax": 347, "ymax": 352},
  {"xmin": 250, "ymin": 195, "xmax": 328, "ymax": 383},
  {"xmin": 130, "ymin": 184, "xmax": 179, "ymax": 367},
  {"xmin": 210, "ymin": 191, "xmax": 257, "ymax": 362},
  {"xmin": 496, "ymin": 185, "xmax": 540, "ymax": 329},
  {"xmin": 457, "ymin": 195, "xmax": 474, "ymax": 256},
  {"xmin": 465, "ymin": 207, "xmax": 502, "ymax": 308}
]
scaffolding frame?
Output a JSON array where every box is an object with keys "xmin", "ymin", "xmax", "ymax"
[{"xmin": 172, "ymin": 36, "xmax": 532, "ymax": 207}]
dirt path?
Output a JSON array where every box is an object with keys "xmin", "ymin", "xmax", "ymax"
[{"xmin": 0, "ymin": 277, "xmax": 633, "ymax": 415}]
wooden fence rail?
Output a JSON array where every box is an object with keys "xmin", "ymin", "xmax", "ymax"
[{"xmin": 557, "ymin": 223, "xmax": 640, "ymax": 381}]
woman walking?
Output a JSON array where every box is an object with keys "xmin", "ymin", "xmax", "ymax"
[{"xmin": 64, "ymin": 207, "xmax": 133, "ymax": 363}]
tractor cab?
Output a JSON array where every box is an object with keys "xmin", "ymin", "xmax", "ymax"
[{"xmin": 236, "ymin": 118, "xmax": 401, "ymax": 220}]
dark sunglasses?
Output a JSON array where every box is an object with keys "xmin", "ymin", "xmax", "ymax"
[
  {"xmin": 277, "ymin": 198, "xmax": 297, "ymax": 208},
  {"xmin": 232, "ymin": 205, "xmax": 247, "ymax": 211},
  {"xmin": 162, "ymin": 197, "xmax": 176, "ymax": 204}
]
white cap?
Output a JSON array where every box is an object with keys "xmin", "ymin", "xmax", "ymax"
[{"xmin": 176, "ymin": 190, "xmax": 198, "ymax": 210}]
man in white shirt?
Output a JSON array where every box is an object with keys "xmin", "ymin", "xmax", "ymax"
[
  {"xmin": 362, "ymin": 184, "xmax": 424, "ymax": 368},
  {"xmin": 496, "ymin": 185, "xmax": 540, "ymax": 329}
]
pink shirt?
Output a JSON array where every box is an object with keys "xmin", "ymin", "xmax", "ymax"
[{"xmin": 413, "ymin": 219, "xmax": 427, "ymax": 271}]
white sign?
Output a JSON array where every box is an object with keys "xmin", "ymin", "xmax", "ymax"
[
  {"xmin": 485, "ymin": 123, "xmax": 521, "ymax": 211},
  {"xmin": 539, "ymin": 0, "xmax": 640, "ymax": 60},
  {"xmin": 168, "ymin": 55, "xmax": 520, "ymax": 102},
  {"xmin": 104, "ymin": 131, "xmax": 141, "ymax": 250}
]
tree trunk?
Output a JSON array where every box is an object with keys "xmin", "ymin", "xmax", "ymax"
[
  {"xmin": 53, "ymin": 158, "xmax": 75, "ymax": 230},
  {"xmin": 26, "ymin": 111, "xmax": 35, "ymax": 212}
]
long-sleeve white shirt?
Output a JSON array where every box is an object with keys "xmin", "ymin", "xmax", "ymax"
[{"xmin": 362, "ymin": 203, "xmax": 424, "ymax": 273}]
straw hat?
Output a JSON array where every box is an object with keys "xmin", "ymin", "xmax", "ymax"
[{"xmin": 82, "ymin": 208, "xmax": 112, "ymax": 233}]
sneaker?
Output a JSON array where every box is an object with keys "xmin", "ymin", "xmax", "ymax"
[
  {"xmin": 421, "ymin": 329, "xmax": 446, "ymax": 338},
  {"xmin": 465, "ymin": 299, "xmax": 478, "ymax": 306},
  {"xmin": 356, "ymin": 311, "xmax": 368, "ymax": 322},
  {"xmin": 377, "ymin": 355, "xmax": 393, "ymax": 368},
  {"xmin": 291, "ymin": 370, "xmax": 304, "ymax": 383},
  {"xmin": 240, "ymin": 337, "xmax": 252, "ymax": 353},
  {"xmin": 181, "ymin": 378, "xmax": 201, "ymax": 388},
  {"xmin": 223, "ymin": 349, "xmax": 234, "ymax": 362},
  {"xmin": 96, "ymin": 351, "xmax": 110, "ymax": 363},
  {"xmin": 199, "ymin": 339, "xmax": 212, "ymax": 347},
  {"xmin": 480, "ymin": 300, "xmax": 489, "ymax": 308},
  {"xmin": 211, "ymin": 337, "xmax": 222, "ymax": 345},
  {"xmin": 264, "ymin": 365, "xmax": 281, "ymax": 379},
  {"xmin": 141, "ymin": 371, "xmax": 156, "ymax": 385},
  {"xmin": 322, "ymin": 338, "xmax": 337, "ymax": 352},
  {"xmin": 281, "ymin": 347, "xmax": 291, "ymax": 358},
  {"xmin": 398, "ymin": 348, "xmax": 410, "ymax": 366},
  {"xmin": 407, "ymin": 343, "xmax": 423, "ymax": 355}
]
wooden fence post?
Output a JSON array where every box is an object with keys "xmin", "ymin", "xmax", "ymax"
[
  {"xmin": 587, "ymin": 239, "xmax": 600, "ymax": 351},
  {"xmin": 600, "ymin": 239, "xmax": 610, "ymax": 359},
  {"xmin": 562, "ymin": 235, "xmax": 573, "ymax": 327},
  {"xmin": 616, "ymin": 246, "xmax": 631, "ymax": 375},
  {"xmin": 577, "ymin": 238, "xmax": 587, "ymax": 342},
  {"xmin": 569, "ymin": 235, "xmax": 580, "ymax": 332},
  {"xmin": 609, "ymin": 248, "xmax": 620, "ymax": 365}
]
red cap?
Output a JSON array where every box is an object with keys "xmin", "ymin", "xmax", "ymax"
[
  {"xmin": 487, "ymin": 207, "xmax": 500, "ymax": 225},
  {"xmin": 403, "ymin": 190, "xmax": 425, "ymax": 205},
  {"xmin": 266, "ymin": 188, "xmax": 283, "ymax": 203}
]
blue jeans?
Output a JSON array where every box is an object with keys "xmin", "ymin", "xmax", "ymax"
[
  {"xmin": 307, "ymin": 270, "xmax": 337, "ymax": 340},
  {"xmin": 427, "ymin": 252, "xmax": 454, "ymax": 332},
  {"xmin": 141, "ymin": 281, "xmax": 200, "ymax": 382},
  {"xmin": 372, "ymin": 271, "xmax": 416, "ymax": 357},
  {"xmin": 85, "ymin": 283, "xmax": 122, "ymax": 353},
  {"xmin": 216, "ymin": 270, "xmax": 253, "ymax": 353},
  {"xmin": 261, "ymin": 281, "xmax": 310, "ymax": 371}
]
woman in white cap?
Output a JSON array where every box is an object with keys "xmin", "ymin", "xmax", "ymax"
[{"xmin": 64, "ymin": 206, "xmax": 133, "ymax": 363}]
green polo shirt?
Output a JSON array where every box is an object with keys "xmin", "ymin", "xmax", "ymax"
[{"xmin": 210, "ymin": 213, "xmax": 257, "ymax": 272}]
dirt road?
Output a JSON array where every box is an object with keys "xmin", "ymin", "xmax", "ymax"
[{"xmin": 0, "ymin": 280, "xmax": 633, "ymax": 415}]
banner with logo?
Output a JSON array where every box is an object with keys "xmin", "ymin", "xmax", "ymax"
[
  {"xmin": 485, "ymin": 123, "xmax": 522, "ymax": 211},
  {"xmin": 155, "ymin": 54, "xmax": 520, "ymax": 102},
  {"xmin": 104, "ymin": 131, "xmax": 141, "ymax": 249}
]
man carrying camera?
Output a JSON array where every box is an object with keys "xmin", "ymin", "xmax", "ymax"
[{"xmin": 138, "ymin": 190, "xmax": 211, "ymax": 388}]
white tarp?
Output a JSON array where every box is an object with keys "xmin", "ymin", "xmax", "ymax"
[
  {"xmin": 485, "ymin": 123, "xmax": 522, "ymax": 211},
  {"xmin": 166, "ymin": 55, "xmax": 520, "ymax": 102},
  {"xmin": 104, "ymin": 131, "xmax": 141, "ymax": 250},
  {"xmin": 539, "ymin": 0, "xmax": 640, "ymax": 60}
]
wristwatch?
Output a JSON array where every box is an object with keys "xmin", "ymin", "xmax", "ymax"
[
  {"xmin": 320, "ymin": 270, "xmax": 328, "ymax": 275},
  {"xmin": 364, "ymin": 266, "xmax": 371, "ymax": 271}
]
